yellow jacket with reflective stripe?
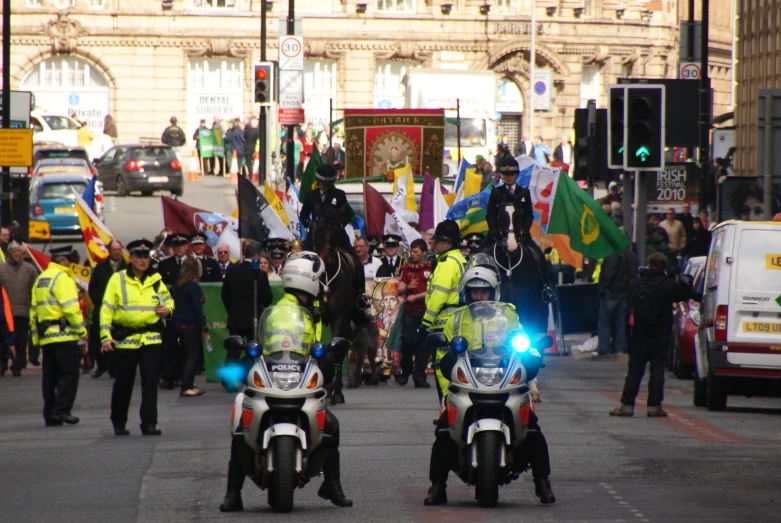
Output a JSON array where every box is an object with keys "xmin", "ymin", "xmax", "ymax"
[
  {"xmin": 262, "ymin": 293, "xmax": 322, "ymax": 356},
  {"xmin": 29, "ymin": 263, "xmax": 87, "ymax": 346},
  {"xmin": 100, "ymin": 268, "xmax": 174, "ymax": 349},
  {"xmin": 422, "ymin": 249, "xmax": 466, "ymax": 329},
  {"xmin": 437, "ymin": 303, "xmax": 520, "ymax": 398}
]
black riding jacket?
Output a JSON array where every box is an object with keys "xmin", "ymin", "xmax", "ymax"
[{"xmin": 486, "ymin": 183, "xmax": 534, "ymax": 238}]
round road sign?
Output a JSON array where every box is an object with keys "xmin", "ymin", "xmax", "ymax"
[
  {"xmin": 680, "ymin": 62, "xmax": 701, "ymax": 80},
  {"xmin": 534, "ymin": 81, "xmax": 547, "ymax": 96},
  {"xmin": 281, "ymin": 37, "xmax": 302, "ymax": 59}
]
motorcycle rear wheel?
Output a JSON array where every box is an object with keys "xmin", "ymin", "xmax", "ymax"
[
  {"xmin": 476, "ymin": 432, "xmax": 501, "ymax": 508},
  {"xmin": 270, "ymin": 436, "xmax": 298, "ymax": 513}
]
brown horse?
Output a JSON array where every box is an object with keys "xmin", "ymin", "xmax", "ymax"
[{"xmin": 311, "ymin": 205, "xmax": 377, "ymax": 404}]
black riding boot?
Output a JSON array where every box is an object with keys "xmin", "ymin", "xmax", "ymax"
[
  {"xmin": 424, "ymin": 435, "xmax": 450, "ymax": 505},
  {"xmin": 219, "ymin": 460, "xmax": 245, "ymax": 512},
  {"xmin": 318, "ymin": 449, "xmax": 353, "ymax": 507},
  {"xmin": 534, "ymin": 477, "xmax": 556, "ymax": 504}
]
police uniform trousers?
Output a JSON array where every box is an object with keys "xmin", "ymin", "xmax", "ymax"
[
  {"xmin": 160, "ymin": 323, "xmax": 183, "ymax": 385},
  {"xmin": 41, "ymin": 341, "xmax": 82, "ymax": 421},
  {"xmin": 428, "ymin": 409, "xmax": 550, "ymax": 483},
  {"xmin": 110, "ymin": 344, "xmax": 162, "ymax": 429},
  {"xmin": 11, "ymin": 317, "xmax": 32, "ymax": 372},
  {"xmin": 400, "ymin": 309, "xmax": 426, "ymax": 379}
]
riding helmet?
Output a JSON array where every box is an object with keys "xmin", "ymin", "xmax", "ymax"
[{"xmin": 316, "ymin": 164, "xmax": 337, "ymax": 183}]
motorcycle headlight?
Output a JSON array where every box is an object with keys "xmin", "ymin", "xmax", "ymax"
[
  {"xmin": 510, "ymin": 333, "xmax": 531, "ymax": 353},
  {"xmin": 473, "ymin": 366, "xmax": 505, "ymax": 387},
  {"xmin": 270, "ymin": 372, "xmax": 302, "ymax": 391}
]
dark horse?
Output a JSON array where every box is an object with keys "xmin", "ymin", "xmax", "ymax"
[
  {"xmin": 483, "ymin": 201, "xmax": 553, "ymax": 338},
  {"xmin": 310, "ymin": 204, "xmax": 377, "ymax": 405}
]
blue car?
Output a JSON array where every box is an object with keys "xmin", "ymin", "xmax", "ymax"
[{"xmin": 29, "ymin": 174, "xmax": 89, "ymax": 235}]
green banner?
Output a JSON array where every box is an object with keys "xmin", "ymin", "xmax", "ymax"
[
  {"xmin": 197, "ymin": 127, "xmax": 215, "ymax": 158},
  {"xmin": 201, "ymin": 281, "xmax": 331, "ymax": 382}
]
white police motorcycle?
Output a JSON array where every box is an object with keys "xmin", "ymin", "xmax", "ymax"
[
  {"xmin": 430, "ymin": 301, "xmax": 549, "ymax": 508},
  {"xmin": 222, "ymin": 305, "xmax": 348, "ymax": 513}
]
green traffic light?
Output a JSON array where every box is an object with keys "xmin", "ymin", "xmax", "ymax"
[
  {"xmin": 618, "ymin": 146, "xmax": 624, "ymax": 154},
  {"xmin": 635, "ymin": 145, "xmax": 650, "ymax": 162}
]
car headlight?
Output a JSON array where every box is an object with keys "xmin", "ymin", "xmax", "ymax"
[
  {"xmin": 473, "ymin": 367, "xmax": 505, "ymax": 387},
  {"xmin": 510, "ymin": 333, "xmax": 531, "ymax": 353},
  {"xmin": 270, "ymin": 372, "xmax": 302, "ymax": 391}
]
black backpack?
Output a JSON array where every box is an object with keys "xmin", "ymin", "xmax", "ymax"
[{"xmin": 629, "ymin": 278, "xmax": 660, "ymax": 333}]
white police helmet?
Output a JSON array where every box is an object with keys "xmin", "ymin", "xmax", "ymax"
[{"xmin": 282, "ymin": 251, "xmax": 324, "ymax": 298}]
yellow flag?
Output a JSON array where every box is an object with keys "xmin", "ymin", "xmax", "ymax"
[
  {"xmin": 264, "ymin": 181, "xmax": 290, "ymax": 227},
  {"xmin": 392, "ymin": 164, "xmax": 417, "ymax": 213},
  {"xmin": 443, "ymin": 193, "xmax": 456, "ymax": 207},
  {"xmin": 464, "ymin": 168, "xmax": 481, "ymax": 198},
  {"xmin": 74, "ymin": 194, "xmax": 119, "ymax": 266}
]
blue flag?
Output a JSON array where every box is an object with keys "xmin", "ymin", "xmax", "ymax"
[
  {"xmin": 81, "ymin": 176, "xmax": 96, "ymax": 212},
  {"xmin": 350, "ymin": 215, "xmax": 367, "ymax": 239}
]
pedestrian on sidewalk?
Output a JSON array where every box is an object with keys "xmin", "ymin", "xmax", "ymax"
[
  {"xmin": 609, "ymin": 253, "xmax": 690, "ymax": 418},
  {"xmin": 31, "ymin": 247, "xmax": 88, "ymax": 426},
  {"xmin": 0, "ymin": 241, "xmax": 39, "ymax": 375},
  {"xmin": 171, "ymin": 257, "xmax": 208, "ymax": 397},
  {"xmin": 595, "ymin": 244, "xmax": 638, "ymax": 358}
]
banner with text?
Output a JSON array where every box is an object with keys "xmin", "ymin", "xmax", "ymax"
[{"xmin": 646, "ymin": 163, "xmax": 700, "ymax": 215}]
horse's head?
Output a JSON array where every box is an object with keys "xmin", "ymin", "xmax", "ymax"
[
  {"xmin": 312, "ymin": 203, "xmax": 352, "ymax": 261},
  {"xmin": 497, "ymin": 202, "xmax": 525, "ymax": 253}
]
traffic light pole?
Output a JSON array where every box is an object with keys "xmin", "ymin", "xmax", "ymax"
[
  {"xmin": 258, "ymin": 0, "xmax": 267, "ymax": 185},
  {"xmin": 698, "ymin": 0, "xmax": 710, "ymax": 213},
  {"xmin": 586, "ymin": 100, "xmax": 596, "ymax": 198},
  {"xmin": 285, "ymin": 0, "xmax": 296, "ymax": 187},
  {"xmin": 1, "ymin": 0, "xmax": 12, "ymax": 227},
  {"xmin": 634, "ymin": 171, "xmax": 648, "ymax": 265}
]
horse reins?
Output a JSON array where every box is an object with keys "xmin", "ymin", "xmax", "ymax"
[
  {"xmin": 321, "ymin": 249, "xmax": 343, "ymax": 303},
  {"xmin": 493, "ymin": 243, "xmax": 523, "ymax": 277}
]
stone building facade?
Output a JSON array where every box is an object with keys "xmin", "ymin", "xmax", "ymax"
[
  {"xmin": 4, "ymin": 0, "xmax": 732, "ymax": 155},
  {"xmin": 734, "ymin": 0, "xmax": 780, "ymax": 177}
]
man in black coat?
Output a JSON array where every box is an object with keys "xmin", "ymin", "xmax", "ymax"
[
  {"xmin": 156, "ymin": 233, "xmax": 190, "ymax": 289},
  {"xmin": 376, "ymin": 234, "xmax": 403, "ymax": 278},
  {"xmin": 486, "ymin": 157, "xmax": 534, "ymax": 245},
  {"xmin": 609, "ymin": 253, "xmax": 690, "ymax": 418},
  {"xmin": 243, "ymin": 118, "xmax": 260, "ymax": 179},
  {"xmin": 596, "ymin": 245, "xmax": 638, "ymax": 357},
  {"xmin": 156, "ymin": 233, "xmax": 190, "ymax": 389},
  {"xmin": 88, "ymin": 240, "xmax": 127, "ymax": 378},
  {"xmin": 221, "ymin": 243, "xmax": 273, "ymax": 360},
  {"xmin": 190, "ymin": 232, "xmax": 222, "ymax": 282}
]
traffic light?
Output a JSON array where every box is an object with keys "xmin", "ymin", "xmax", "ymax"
[
  {"xmin": 573, "ymin": 106, "xmax": 608, "ymax": 181},
  {"xmin": 253, "ymin": 62, "xmax": 274, "ymax": 104},
  {"xmin": 608, "ymin": 86, "xmax": 626, "ymax": 169},
  {"xmin": 625, "ymin": 85, "xmax": 665, "ymax": 169},
  {"xmin": 592, "ymin": 108, "xmax": 608, "ymax": 181},
  {"xmin": 573, "ymin": 108, "xmax": 589, "ymax": 180}
]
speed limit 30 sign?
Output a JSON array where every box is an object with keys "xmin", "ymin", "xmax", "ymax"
[
  {"xmin": 679, "ymin": 62, "xmax": 701, "ymax": 80},
  {"xmin": 279, "ymin": 36, "xmax": 304, "ymax": 71}
]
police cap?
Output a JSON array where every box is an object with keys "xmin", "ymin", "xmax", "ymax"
[
  {"xmin": 382, "ymin": 234, "xmax": 402, "ymax": 246},
  {"xmin": 189, "ymin": 232, "xmax": 207, "ymax": 245},
  {"xmin": 315, "ymin": 164, "xmax": 337, "ymax": 183},
  {"xmin": 127, "ymin": 239, "xmax": 154, "ymax": 256},
  {"xmin": 165, "ymin": 233, "xmax": 190, "ymax": 246}
]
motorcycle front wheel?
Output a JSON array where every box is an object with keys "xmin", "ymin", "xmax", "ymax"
[
  {"xmin": 476, "ymin": 431, "xmax": 501, "ymax": 508},
  {"xmin": 270, "ymin": 436, "xmax": 298, "ymax": 512}
]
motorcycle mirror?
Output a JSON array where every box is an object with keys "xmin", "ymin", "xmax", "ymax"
[
  {"xmin": 246, "ymin": 341, "xmax": 262, "ymax": 358},
  {"xmin": 224, "ymin": 335, "xmax": 246, "ymax": 353},
  {"xmin": 328, "ymin": 337, "xmax": 349, "ymax": 354},
  {"xmin": 451, "ymin": 336, "xmax": 468, "ymax": 355},
  {"xmin": 427, "ymin": 332, "xmax": 448, "ymax": 348},
  {"xmin": 532, "ymin": 334, "xmax": 553, "ymax": 350},
  {"xmin": 310, "ymin": 342, "xmax": 327, "ymax": 359}
]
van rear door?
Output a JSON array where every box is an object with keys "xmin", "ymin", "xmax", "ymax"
[{"xmin": 727, "ymin": 225, "xmax": 781, "ymax": 367}]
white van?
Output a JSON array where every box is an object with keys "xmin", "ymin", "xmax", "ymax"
[{"xmin": 693, "ymin": 220, "xmax": 781, "ymax": 411}]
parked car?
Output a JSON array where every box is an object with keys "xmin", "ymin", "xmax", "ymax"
[
  {"xmin": 32, "ymin": 158, "xmax": 93, "ymax": 178},
  {"xmin": 29, "ymin": 174, "xmax": 90, "ymax": 235},
  {"xmin": 670, "ymin": 262, "xmax": 706, "ymax": 379},
  {"xmin": 94, "ymin": 144, "xmax": 184, "ymax": 197},
  {"xmin": 693, "ymin": 220, "xmax": 781, "ymax": 411}
]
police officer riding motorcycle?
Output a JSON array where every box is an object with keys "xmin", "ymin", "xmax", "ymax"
[
  {"xmin": 219, "ymin": 252, "xmax": 353, "ymax": 512},
  {"xmin": 423, "ymin": 265, "xmax": 556, "ymax": 507}
]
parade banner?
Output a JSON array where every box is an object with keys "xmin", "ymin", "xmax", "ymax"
[
  {"xmin": 363, "ymin": 278, "xmax": 405, "ymax": 377},
  {"xmin": 343, "ymin": 109, "xmax": 445, "ymax": 179},
  {"xmin": 161, "ymin": 196, "xmax": 241, "ymax": 259}
]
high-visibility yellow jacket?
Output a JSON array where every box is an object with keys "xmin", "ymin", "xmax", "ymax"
[
  {"xmin": 261, "ymin": 293, "xmax": 322, "ymax": 356},
  {"xmin": 422, "ymin": 248, "xmax": 466, "ymax": 330},
  {"xmin": 100, "ymin": 268, "xmax": 174, "ymax": 349},
  {"xmin": 29, "ymin": 263, "xmax": 87, "ymax": 347}
]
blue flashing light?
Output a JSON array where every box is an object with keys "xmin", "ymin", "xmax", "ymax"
[
  {"xmin": 451, "ymin": 336, "xmax": 469, "ymax": 355},
  {"xmin": 246, "ymin": 341, "xmax": 262, "ymax": 358},
  {"xmin": 511, "ymin": 333, "xmax": 531, "ymax": 353},
  {"xmin": 218, "ymin": 364, "xmax": 248, "ymax": 384},
  {"xmin": 310, "ymin": 342, "xmax": 327, "ymax": 359}
]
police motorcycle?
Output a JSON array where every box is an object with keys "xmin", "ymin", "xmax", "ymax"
[
  {"xmin": 428, "ymin": 301, "xmax": 551, "ymax": 508},
  {"xmin": 222, "ymin": 305, "xmax": 349, "ymax": 513}
]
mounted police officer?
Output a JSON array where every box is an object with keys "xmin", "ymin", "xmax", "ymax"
[
  {"xmin": 31, "ymin": 246, "xmax": 88, "ymax": 426},
  {"xmin": 101, "ymin": 239, "xmax": 174, "ymax": 437},
  {"xmin": 220, "ymin": 252, "xmax": 353, "ymax": 512},
  {"xmin": 417, "ymin": 219, "xmax": 467, "ymax": 394},
  {"xmin": 423, "ymin": 268, "xmax": 555, "ymax": 506}
]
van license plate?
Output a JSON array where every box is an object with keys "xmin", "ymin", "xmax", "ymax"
[
  {"xmin": 149, "ymin": 176, "xmax": 168, "ymax": 183},
  {"xmin": 54, "ymin": 207, "xmax": 73, "ymax": 214},
  {"xmin": 742, "ymin": 321, "xmax": 781, "ymax": 334}
]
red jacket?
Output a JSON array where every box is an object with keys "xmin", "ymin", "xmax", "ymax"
[{"xmin": 399, "ymin": 261, "xmax": 432, "ymax": 313}]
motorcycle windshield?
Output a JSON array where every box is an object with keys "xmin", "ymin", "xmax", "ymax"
[
  {"xmin": 457, "ymin": 253, "xmax": 502, "ymax": 293},
  {"xmin": 259, "ymin": 305, "xmax": 314, "ymax": 356},
  {"xmin": 455, "ymin": 302, "xmax": 516, "ymax": 364}
]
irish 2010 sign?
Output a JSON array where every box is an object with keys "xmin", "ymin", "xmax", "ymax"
[{"xmin": 646, "ymin": 163, "xmax": 699, "ymax": 215}]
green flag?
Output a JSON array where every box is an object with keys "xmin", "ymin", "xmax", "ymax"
[
  {"xmin": 547, "ymin": 172, "xmax": 629, "ymax": 259},
  {"xmin": 197, "ymin": 127, "xmax": 215, "ymax": 158},
  {"xmin": 211, "ymin": 127, "xmax": 224, "ymax": 158},
  {"xmin": 300, "ymin": 146, "xmax": 321, "ymax": 201}
]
